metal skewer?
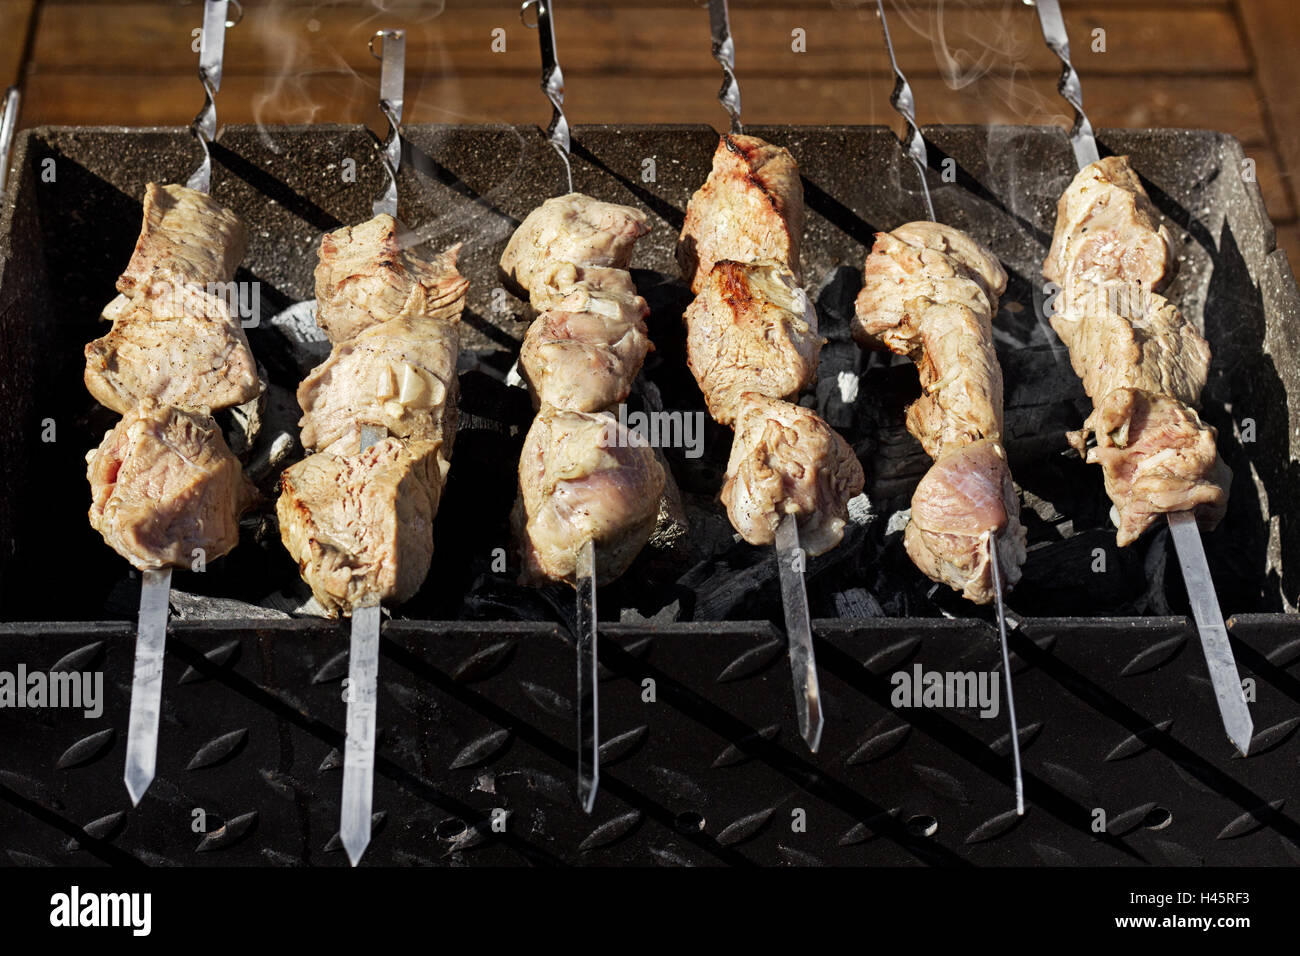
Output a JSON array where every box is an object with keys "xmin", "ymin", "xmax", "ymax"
[
  {"xmin": 875, "ymin": 0, "xmax": 1023, "ymax": 811},
  {"xmin": 706, "ymin": 0, "xmax": 824, "ymax": 753},
  {"xmin": 339, "ymin": 32, "xmax": 406, "ymax": 866},
  {"xmin": 1032, "ymin": 0, "xmax": 1252, "ymax": 756},
  {"xmin": 522, "ymin": 0, "xmax": 602, "ymax": 809},
  {"xmin": 124, "ymin": 0, "xmax": 236, "ymax": 807},
  {"xmin": 0, "ymin": 86, "xmax": 20, "ymax": 197}
]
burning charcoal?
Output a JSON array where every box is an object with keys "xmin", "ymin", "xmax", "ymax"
[
  {"xmin": 168, "ymin": 589, "xmax": 290, "ymax": 621},
  {"xmin": 620, "ymin": 599, "xmax": 681, "ymax": 625},
  {"xmin": 268, "ymin": 298, "xmax": 330, "ymax": 376},
  {"xmin": 833, "ymin": 587, "xmax": 885, "ymax": 619}
]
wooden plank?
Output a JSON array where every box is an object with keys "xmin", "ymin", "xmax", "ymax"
[
  {"xmin": 1248, "ymin": 148, "xmax": 1295, "ymax": 222},
  {"xmin": 1275, "ymin": 224, "xmax": 1300, "ymax": 275},
  {"xmin": 1238, "ymin": 0, "xmax": 1300, "ymax": 249},
  {"xmin": 0, "ymin": 0, "xmax": 34, "ymax": 88},
  {"xmin": 29, "ymin": 3, "xmax": 1250, "ymax": 77},
  {"xmin": 16, "ymin": 72, "xmax": 1270, "ymax": 143}
]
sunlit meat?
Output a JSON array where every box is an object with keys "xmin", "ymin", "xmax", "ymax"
[
  {"xmin": 116, "ymin": 182, "xmax": 248, "ymax": 296},
  {"xmin": 513, "ymin": 405, "xmax": 665, "ymax": 586},
  {"xmin": 86, "ymin": 400, "xmax": 255, "ymax": 570},
  {"xmin": 683, "ymin": 259, "xmax": 822, "ymax": 425},
  {"xmin": 499, "ymin": 193, "xmax": 651, "ymax": 295},
  {"xmin": 677, "ymin": 134, "xmax": 804, "ymax": 295},
  {"xmin": 1043, "ymin": 155, "xmax": 1230, "ymax": 542},
  {"xmin": 855, "ymin": 221, "xmax": 1027, "ymax": 603},
  {"xmin": 721, "ymin": 393, "xmax": 864, "ymax": 556},
  {"xmin": 518, "ymin": 262, "xmax": 652, "ymax": 412},
  {"xmin": 85, "ymin": 281, "xmax": 260, "ymax": 414},
  {"xmin": 313, "ymin": 214, "xmax": 468, "ymax": 344},
  {"xmin": 297, "ymin": 314, "xmax": 460, "ymax": 457},
  {"xmin": 277, "ymin": 437, "xmax": 449, "ymax": 616}
]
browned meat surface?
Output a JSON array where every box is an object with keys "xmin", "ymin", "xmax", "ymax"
[
  {"xmin": 855, "ymin": 221, "xmax": 1026, "ymax": 603},
  {"xmin": 500, "ymin": 193, "xmax": 651, "ymax": 295},
  {"xmin": 905, "ymin": 440, "xmax": 1026, "ymax": 604},
  {"xmin": 1043, "ymin": 157, "xmax": 1173, "ymax": 293},
  {"xmin": 86, "ymin": 401, "xmax": 254, "ymax": 570},
  {"xmin": 1069, "ymin": 388, "xmax": 1230, "ymax": 546},
  {"xmin": 277, "ymin": 437, "xmax": 448, "ymax": 616},
  {"xmin": 518, "ymin": 262, "xmax": 652, "ymax": 412},
  {"xmin": 117, "ymin": 183, "xmax": 248, "ymax": 296},
  {"xmin": 1044, "ymin": 155, "xmax": 1229, "ymax": 542},
  {"xmin": 678, "ymin": 134, "xmax": 804, "ymax": 295},
  {"xmin": 1052, "ymin": 283, "xmax": 1209, "ymax": 408},
  {"xmin": 297, "ymin": 314, "xmax": 460, "ymax": 456},
  {"xmin": 684, "ymin": 259, "xmax": 822, "ymax": 425},
  {"xmin": 721, "ymin": 394, "xmax": 864, "ymax": 556},
  {"xmin": 84, "ymin": 281, "xmax": 260, "ymax": 414},
  {"xmin": 314, "ymin": 214, "xmax": 468, "ymax": 344},
  {"xmin": 513, "ymin": 405, "xmax": 665, "ymax": 585}
]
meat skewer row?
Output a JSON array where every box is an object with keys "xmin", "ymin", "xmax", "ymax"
[
  {"xmin": 1042, "ymin": 156, "xmax": 1230, "ymax": 545},
  {"xmin": 679, "ymin": 133, "xmax": 864, "ymax": 559},
  {"xmin": 854, "ymin": 221, "xmax": 1028, "ymax": 604},
  {"xmin": 500, "ymin": 193, "xmax": 666, "ymax": 587},
  {"xmin": 276, "ymin": 213, "xmax": 468, "ymax": 617}
]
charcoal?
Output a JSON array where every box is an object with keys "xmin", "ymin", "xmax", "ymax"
[
  {"xmin": 268, "ymin": 298, "xmax": 329, "ymax": 376},
  {"xmin": 169, "ymin": 589, "xmax": 290, "ymax": 621},
  {"xmin": 834, "ymin": 587, "xmax": 886, "ymax": 620}
]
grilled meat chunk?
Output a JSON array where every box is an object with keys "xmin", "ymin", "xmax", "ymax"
[
  {"xmin": 684, "ymin": 259, "xmax": 822, "ymax": 425},
  {"xmin": 721, "ymin": 394, "xmax": 864, "ymax": 556},
  {"xmin": 517, "ymin": 262, "xmax": 652, "ymax": 413},
  {"xmin": 500, "ymin": 193, "xmax": 651, "ymax": 295},
  {"xmin": 314, "ymin": 214, "xmax": 468, "ymax": 344},
  {"xmin": 513, "ymin": 405, "xmax": 666, "ymax": 585},
  {"xmin": 1043, "ymin": 156, "xmax": 1174, "ymax": 293},
  {"xmin": 856, "ymin": 222, "xmax": 1025, "ymax": 603},
  {"xmin": 86, "ymin": 401, "xmax": 254, "ymax": 570},
  {"xmin": 678, "ymin": 134, "xmax": 804, "ymax": 294},
  {"xmin": 277, "ymin": 437, "xmax": 448, "ymax": 616},
  {"xmin": 85, "ymin": 281, "xmax": 260, "ymax": 414},
  {"xmin": 297, "ymin": 314, "xmax": 460, "ymax": 456},
  {"xmin": 904, "ymin": 439, "xmax": 1026, "ymax": 605},
  {"xmin": 117, "ymin": 183, "xmax": 248, "ymax": 296},
  {"xmin": 1069, "ymin": 388, "xmax": 1230, "ymax": 546}
]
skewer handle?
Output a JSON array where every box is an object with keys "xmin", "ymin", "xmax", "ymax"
[
  {"xmin": 370, "ymin": 29, "xmax": 406, "ymax": 219},
  {"xmin": 187, "ymin": 0, "xmax": 239, "ymax": 195},
  {"xmin": 1031, "ymin": 0, "xmax": 1100, "ymax": 168},
  {"xmin": 874, "ymin": 0, "xmax": 935, "ymax": 222},
  {"xmin": 708, "ymin": 0, "xmax": 743, "ymax": 133},
  {"xmin": 522, "ymin": 0, "xmax": 573, "ymax": 193},
  {"xmin": 575, "ymin": 538, "xmax": 600, "ymax": 812}
]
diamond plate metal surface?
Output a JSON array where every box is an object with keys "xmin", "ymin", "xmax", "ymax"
[{"xmin": 1, "ymin": 617, "xmax": 1296, "ymax": 866}]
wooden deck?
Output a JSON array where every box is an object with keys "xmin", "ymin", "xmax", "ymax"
[{"xmin": 4, "ymin": 0, "xmax": 1300, "ymax": 259}]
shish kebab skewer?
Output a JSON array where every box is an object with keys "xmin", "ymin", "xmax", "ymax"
[
  {"xmin": 1031, "ymin": 0, "xmax": 1250, "ymax": 755},
  {"xmin": 274, "ymin": 30, "xmax": 468, "ymax": 865},
  {"xmin": 79, "ymin": 0, "xmax": 254, "ymax": 806},
  {"xmin": 855, "ymin": 0, "xmax": 1029, "ymax": 813},
  {"xmin": 676, "ymin": 0, "xmax": 865, "ymax": 754},
  {"xmin": 503, "ymin": 0, "xmax": 666, "ymax": 812}
]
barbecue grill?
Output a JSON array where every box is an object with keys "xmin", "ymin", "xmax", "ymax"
[{"xmin": 0, "ymin": 118, "xmax": 1297, "ymax": 865}]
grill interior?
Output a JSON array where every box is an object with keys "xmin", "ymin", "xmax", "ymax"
[{"xmin": 0, "ymin": 123, "xmax": 1296, "ymax": 625}]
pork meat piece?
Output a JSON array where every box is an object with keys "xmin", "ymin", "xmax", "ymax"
[
  {"xmin": 855, "ymin": 223, "xmax": 1009, "ymax": 458},
  {"xmin": 1042, "ymin": 156, "xmax": 1173, "ymax": 293},
  {"xmin": 297, "ymin": 314, "xmax": 459, "ymax": 456},
  {"xmin": 513, "ymin": 404, "xmax": 666, "ymax": 586},
  {"xmin": 277, "ymin": 437, "xmax": 448, "ymax": 616},
  {"xmin": 518, "ymin": 263, "xmax": 652, "ymax": 412},
  {"xmin": 86, "ymin": 400, "xmax": 255, "ymax": 570},
  {"xmin": 85, "ymin": 281, "xmax": 261, "ymax": 414},
  {"xmin": 684, "ymin": 259, "xmax": 822, "ymax": 425},
  {"xmin": 904, "ymin": 439, "xmax": 1027, "ymax": 605},
  {"xmin": 1051, "ymin": 282, "xmax": 1210, "ymax": 407},
  {"xmin": 1070, "ymin": 387, "xmax": 1231, "ymax": 546},
  {"xmin": 721, "ymin": 393, "xmax": 864, "ymax": 556},
  {"xmin": 116, "ymin": 183, "xmax": 248, "ymax": 296},
  {"xmin": 500, "ymin": 194, "xmax": 651, "ymax": 295},
  {"xmin": 314, "ymin": 214, "xmax": 468, "ymax": 344},
  {"xmin": 678, "ymin": 134, "xmax": 804, "ymax": 294}
]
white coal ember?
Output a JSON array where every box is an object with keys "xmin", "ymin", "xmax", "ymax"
[
  {"xmin": 169, "ymin": 589, "xmax": 291, "ymax": 621},
  {"xmin": 834, "ymin": 587, "xmax": 884, "ymax": 619},
  {"xmin": 620, "ymin": 599, "xmax": 681, "ymax": 624},
  {"xmin": 885, "ymin": 507, "xmax": 911, "ymax": 538},
  {"xmin": 269, "ymin": 298, "xmax": 330, "ymax": 374}
]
